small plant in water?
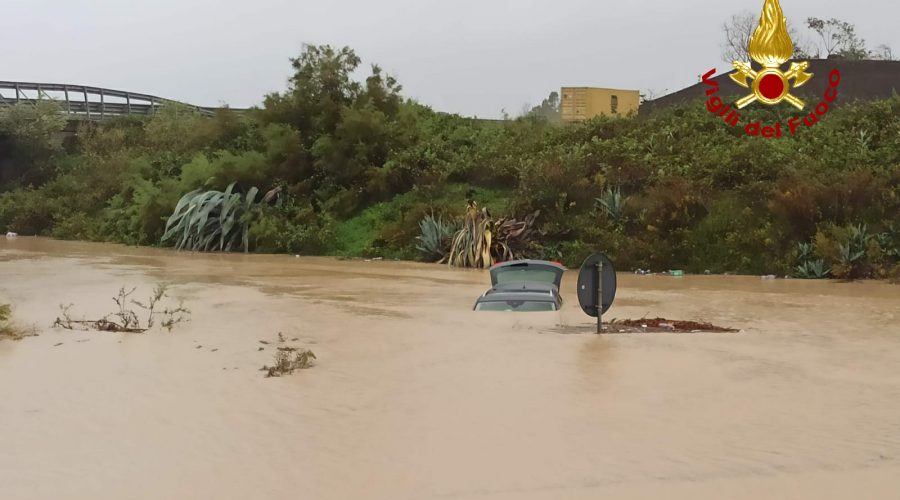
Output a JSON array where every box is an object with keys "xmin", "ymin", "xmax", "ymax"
[
  {"xmin": 263, "ymin": 347, "xmax": 316, "ymax": 378},
  {"xmin": 53, "ymin": 285, "xmax": 190, "ymax": 333},
  {"xmin": 260, "ymin": 331, "xmax": 316, "ymax": 377},
  {"xmin": 0, "ymin": 303, "xmax": 35, "ymax": 341}
]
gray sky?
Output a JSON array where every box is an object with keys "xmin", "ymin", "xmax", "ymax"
[{"xmin": 3, "ymin": 0, "xmax": 898, "ymax": 118}]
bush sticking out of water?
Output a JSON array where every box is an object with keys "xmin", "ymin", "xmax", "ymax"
[
  {"xmin": 53, "ymin": 285, "xmax": 190, "ymax": 333},
  {"xmin": 1, "ymin": 303, "xmax": 24, "ymax": 340},
  {"xmin": 259, "ymin": 332, "xmax": 316, "ymax": 377},
  {"xmin": 263, "ymin": 347, "xmax": 316, "ymax": 378},
  {"xmin": 0, "ymin": 303, "xmax": 36, "ymax": 341}
]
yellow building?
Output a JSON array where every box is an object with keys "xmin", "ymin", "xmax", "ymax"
[{"xmin": 560, "ymin": 87, "xmax": 640, "ymax": 122}]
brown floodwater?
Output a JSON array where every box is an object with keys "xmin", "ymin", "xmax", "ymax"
[{"xmin": 1, "ymin": 237, "xmax": 899, "ymax": 499}]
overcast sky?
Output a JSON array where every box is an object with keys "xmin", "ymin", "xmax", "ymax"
[{"xmin": 3, "ymin": 0, "xmax": 898, "ymax": 117}]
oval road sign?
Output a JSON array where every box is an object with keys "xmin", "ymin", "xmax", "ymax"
[{"xmin": 576, "ymin": 253, "xmax": 617, "ymax": 317}]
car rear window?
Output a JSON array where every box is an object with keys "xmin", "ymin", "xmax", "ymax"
[
  {"xmin": 494, "ymin": 268, "xmax": 559, "ymax": 285},
  {"xmin": 475, "ymin": 301, "xmax": 557, "ymax": 312}
]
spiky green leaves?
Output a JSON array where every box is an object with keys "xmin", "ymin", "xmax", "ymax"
[
  {"xmin": 416, "ymin": 214, "xmax": 458, "ymax": 262},
  {"xmin": 446, "ymin": 202, "xmax": 538, "ymax": 268},
  {"xmin": 161, "ymin": 183, "xmax": 259, "ymax": 252}
]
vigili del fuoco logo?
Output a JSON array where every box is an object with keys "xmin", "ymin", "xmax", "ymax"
[{"xmin": 701, "ymin": 0, "xmax": 841, "ymax": 138}]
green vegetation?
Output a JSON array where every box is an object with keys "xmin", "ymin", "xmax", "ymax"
[
  {"xmin": 1, "ymin": 44, "xmax": 898, "ymax": 278},
  {"xmin": 416, "ymin": 214, "xmax": 458, "ymax": 263},
  {"xmin": 162, "ymin": 183, "xmax": 261, "ymax": 252},
  {"xmin": 260, "ymin": 332, "xmax": 316, "ymax": 378},
  {"xmin": 264, "ymin": 347, "xmax": 317, "ymax": 378},
  {"xmin": 0, "ymin": 303, "xmax": 32, "ymax": 340},
  {"xmin": 446, "ymin": 202, "xmax": 539, "ymax": 268},
  {"xmin": 0, "ymin": 303, "xmax": 18, "ymax": 340}
]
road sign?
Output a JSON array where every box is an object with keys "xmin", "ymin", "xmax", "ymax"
[{"xmin": 576, "ymin": 253, "xmax": 617, "ymax": 327}]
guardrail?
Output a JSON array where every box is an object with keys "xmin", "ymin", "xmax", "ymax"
[{"xmin": 0, "ymin": 81, "xmax": 239, "ymax": 119}]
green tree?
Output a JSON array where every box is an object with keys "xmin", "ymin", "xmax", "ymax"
[
  {"xmin": 259, "ymin": 44, "xmax": 411, "ymax": 214},
  {"xmin": 0, "ymin": 101, "xmax": 66, "ymax": 187},
  {"xmin": 528, "ymin": 92, "xmax": 560, "ymax": 122},
  {"xmin": 806, "ymin": 17, "xmax": 891, "ymax": 60}
]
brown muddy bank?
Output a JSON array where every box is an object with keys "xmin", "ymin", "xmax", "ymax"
[{"xmin": 1, "ymin": 237, "xmax": 899, "ymax": 499}]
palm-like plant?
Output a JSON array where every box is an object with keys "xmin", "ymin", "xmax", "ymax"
[
  {"xmin": 446, "ymin": 202, "xmax": 538, "ymax": 268},
  {"xmin": 161, "ymin": 182, "xmax": 259, "ymax": 252}
]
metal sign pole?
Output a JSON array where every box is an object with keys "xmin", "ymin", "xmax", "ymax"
[{"xmin": 596, "ymin": 261, "xmax": 603, "ymax": 333}]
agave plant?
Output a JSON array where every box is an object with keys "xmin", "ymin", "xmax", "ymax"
[
  {"xmin": 838, "ymin": 242, "xmax": 866, "ymax": 267},
  {"xmin": 161, "ymin": 182, "xmax": 259, "ymax": 252},
  {"xmin": 795, "ymin": 259, "xmax": 830, "ymax": 279},
  {"xmin": 596, "ymin": 186, "xmax": 625, "ymax": 220},
  {"xmin": 848, "ymin": 223, "xmax": 872, "ymax": 252},
  {"xmin": 416, "ymin": 214, "xmax": 458, "ymax": 263},
  {"xmin": 446, "ymin": 202, "xmax": 538, "ymax": 268},
  {"xmin": 795, "ymin": 242, "xmax": 815, "ymax": 263},
  {"xmin": 836, "ymin": 223, "xmax": 871, "ymax": 273}
]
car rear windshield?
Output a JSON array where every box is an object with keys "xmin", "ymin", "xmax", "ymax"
[
  {"xmin": 494, "ymin": 268, "xmax": 559, "ymax": 285},
  {"xmin": 475, "ymin": 301, "xmax": 557, "ymax": 312}
]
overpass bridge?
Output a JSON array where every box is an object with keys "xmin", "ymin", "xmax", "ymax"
[{"xmin": 0, "ymin": 81, "xmax": 243, "ymax": 119}]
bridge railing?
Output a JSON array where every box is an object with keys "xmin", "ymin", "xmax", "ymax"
[{"xmin": 0, "ymin": 81, "xmax": 234, "ymax": 119}]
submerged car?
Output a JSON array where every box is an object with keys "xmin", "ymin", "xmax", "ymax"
[{"xmin": 473, "ymin": 260, "xmax": 566, "ymax": 312}]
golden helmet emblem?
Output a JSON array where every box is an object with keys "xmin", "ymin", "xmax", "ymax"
[{"xmin": 730, "ymin": 0, "xmax": 814, "ymax": 110}]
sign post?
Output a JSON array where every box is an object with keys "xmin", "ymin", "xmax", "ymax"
[
  {"xmin": 596, "ymin": 260, "xmax": 603, "ymax": 333},
  {"xmin": 577, "ymin": 253, "xmax": 617, "ymax": 334}
]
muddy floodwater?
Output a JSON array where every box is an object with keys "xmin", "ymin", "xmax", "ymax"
[{"xmin": 1, "ymin": 238, "xmax": 899, "ymax": 499}]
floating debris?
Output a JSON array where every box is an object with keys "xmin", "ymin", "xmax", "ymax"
[
  {"xmin": 611, "ymin": 318, "xmax": 739, "ymax": 333},
  {"xmin": 262, "ymin": 347, "xmax": 317, "ymax": 378},
  {"xmin": 550, "ymin": 318, "xmax": 740, "ymax": 335}
]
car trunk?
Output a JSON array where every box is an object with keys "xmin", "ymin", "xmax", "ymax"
[{"xmin": 489, "ymin": 260, "xmax": 565, "ymax": 290}]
